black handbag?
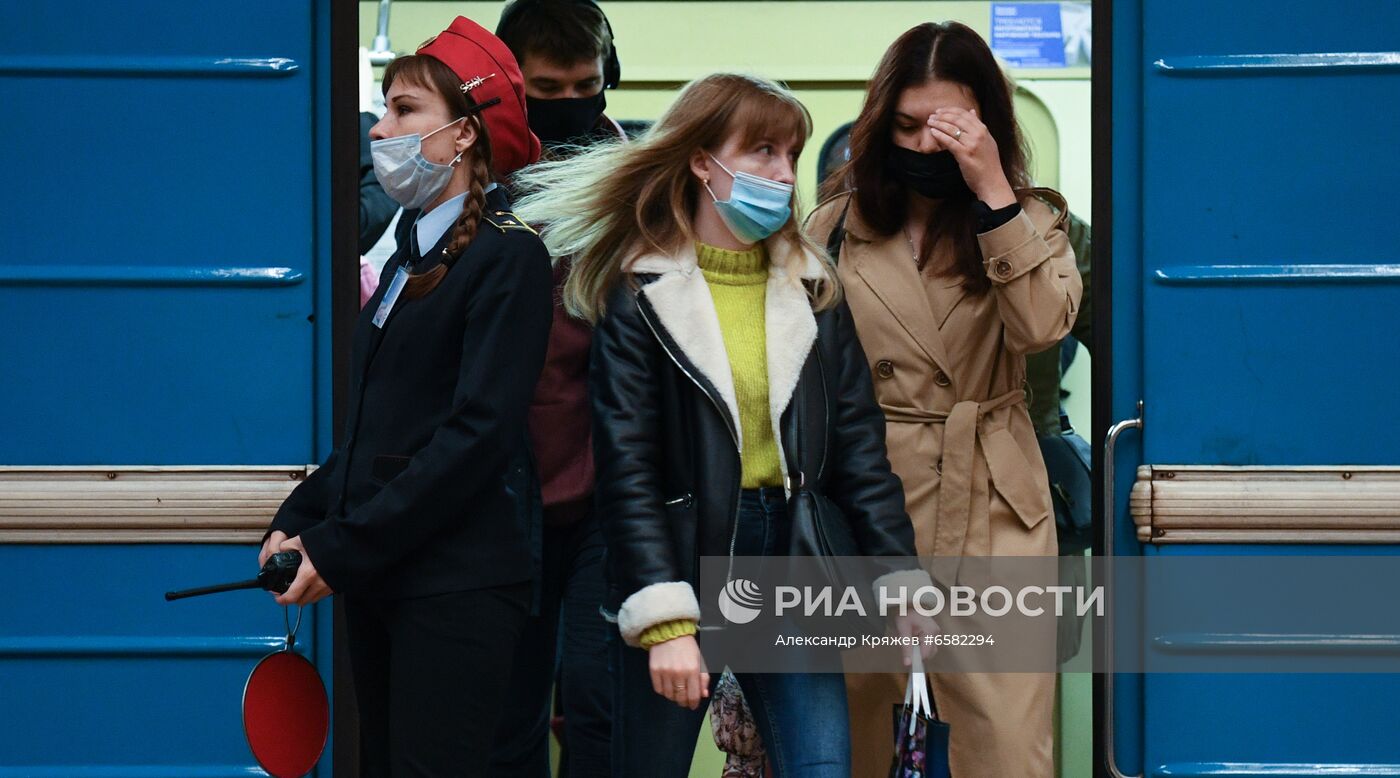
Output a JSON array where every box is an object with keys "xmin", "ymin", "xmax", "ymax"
[
  {"xmin": 788, "ymin": 479, "xmax": 892, "ymax": 637},
  {"xmin": 786, "ymin": 344, "xmax": 863, "ymax": 585},
  {"xmin": 788, "ymin": 487, "xmax": 862, "ymax": 571},
  {"xmin": 784, "ymin": 244, "xmax": 861, "ymax": 572},
  {"xmin": 1038, "ymin": 413, "xmax": 1093, "ymax": 554},
  {"xmin": 795, "ymin": 205, "xmax": 914, "ymax": 619},
  {"xmin": 785, "ymin": 344, "xmax": 883, "ymax": 632}
]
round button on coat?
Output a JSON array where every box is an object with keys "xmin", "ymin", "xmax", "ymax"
[{"xmin": 875, "ymin": 359, "xmax": 895, "ymax": 379}]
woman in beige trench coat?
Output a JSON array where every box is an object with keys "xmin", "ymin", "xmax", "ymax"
[{"xmin": 806, "ymin": 22, "xmax": 1081, "ymax": 778}]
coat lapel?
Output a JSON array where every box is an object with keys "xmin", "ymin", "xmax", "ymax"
[
  {"xmin": 926, "ymin": 272, "xmax": 971, "ymax": 329},
  {"xmin": 630, "ymin": 237, "xmax": 825, "ymax": 444},
  {"xmin": 634, "ymin": 245, "xmax": 742, "ymax": 435},
  {"xmin": 846, "ymin": 231, "xmax": 955, "ymax": 377},
  {"xmin": 359, "ymin": 211, "xmax": 465, "ymax": 387},
  {"xmin": 765, "ymin": 238, "xmax": 820, "ymax": 434}
]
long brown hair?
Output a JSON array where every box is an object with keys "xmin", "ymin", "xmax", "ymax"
[
  {"xmin": 381, "ymin": 54, "xmax": 495, "ymax": 299},
  {"xmin": 513, "ymin": 73, "xmax": 840, "ymax": 322},
  {"xmin": 826, "ymin": 22, "xmax": 1031, "ymax": 292}
]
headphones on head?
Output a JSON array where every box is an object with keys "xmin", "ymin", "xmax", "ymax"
[{"xmin": 496, "ymin": 0, "xmax": 621, "ymax": 90}]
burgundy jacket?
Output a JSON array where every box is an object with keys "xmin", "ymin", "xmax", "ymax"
[
  {"xmin": 524, "ymin": 113, "xmax": 629, "ymax": 526},
  {"xmin": 527, "ymin": 259, "xmax": 595, "ymax": 525}
]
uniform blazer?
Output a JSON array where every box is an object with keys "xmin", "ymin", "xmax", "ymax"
[
  {"xmin": 806, "ymin": 190, "xmax": 1081, "ymax": 579},
  {"xmin": 271, "ymin": 186, "xmax": 554, "ymax": 599}
]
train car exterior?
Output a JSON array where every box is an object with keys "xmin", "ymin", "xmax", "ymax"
[
  {"xmin": 0, "ymin": 1, "xmax": 352, "ymax": 774},
  {"xmin": 1102, "ymin": 0, "xmax": 1400, "ymax": 776}
]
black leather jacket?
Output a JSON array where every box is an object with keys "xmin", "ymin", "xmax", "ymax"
[{"xmin": 590, "ymin": 252, "xmax": 920, "ymax": 644}]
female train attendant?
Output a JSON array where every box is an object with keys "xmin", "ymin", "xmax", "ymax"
[
  {"xmin": 514, "ymin": 73, "xmax": 936, "ymax": 778},
  {"xmin": 260, "ymin": 17, "xmax": 552, "ymax": 775},
  {"xmin": 807, "ymin": 22, "xmax": 1082, "ymax": 778}
]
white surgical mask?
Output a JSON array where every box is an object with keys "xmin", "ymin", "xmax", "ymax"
[{"xmin": 370, "ymin": 117, "xmax": 466, "ymax": 210}]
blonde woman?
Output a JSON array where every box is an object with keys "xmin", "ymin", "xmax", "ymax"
[{"xmin": 515, "ymin": 73, "xmax": 934, "ymax": 778}]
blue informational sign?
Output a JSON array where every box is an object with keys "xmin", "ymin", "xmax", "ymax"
[{"xmin": 991, "ymin": 2, "xmax": 1068, "ymax": 68}]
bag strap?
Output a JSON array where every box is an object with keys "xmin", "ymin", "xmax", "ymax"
[
  {"xmin": 825, "ymin": 199, "xmax": 852, "ymax": 264},
  {"xmin": 903, "ymin": 654, "xmax": 931, "ymax": 734},
  {"xmin": 902, "ymin": 650, "xmax": 943, "ymax": 731}
]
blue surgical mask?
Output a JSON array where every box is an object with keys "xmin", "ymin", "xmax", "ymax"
[
  {"xmin": 704, "ymin": 154, "xmax": 794, "ymax": 244},
  {"xmin": 370, "ymin": 117, "xmax": 466, "ymax": 210}
]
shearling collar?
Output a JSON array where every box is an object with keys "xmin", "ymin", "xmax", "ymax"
[{"xmin": 626, "ymin": 235, "xmax": 823, "ymax": 480}]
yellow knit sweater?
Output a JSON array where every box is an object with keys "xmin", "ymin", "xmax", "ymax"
[
  {"xmin": 696, "ymin": 241, "xmax": 783, "ymax": 489},
  {"xmin": 638, "ymin": 241, "xmax": 783, "ymax": 651}
]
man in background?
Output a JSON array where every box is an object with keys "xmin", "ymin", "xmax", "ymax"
[
  {"xmin": 500, "ymin": 0, "xmax": 625, "ymax": 151},
  {"xmin": 489, "ymin": 3, "xmax": 623, "ymax": 776}
]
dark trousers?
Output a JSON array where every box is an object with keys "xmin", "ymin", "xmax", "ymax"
[
  {"xmin": 489, "ymin": 513, "xmax": 612, "ymax": 778},
  {"xmin": 609, "ymin": 488, "xmax": 852, "ymax": 778},
  {"xmin": 344, "ymin": 583, "xmax": 531, "ymax": 777}
]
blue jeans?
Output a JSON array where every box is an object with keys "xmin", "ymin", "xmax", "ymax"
[
  {"xmin": 488, "ymin": 513, "xmax": 611, "ymax": 778},
  {"xmin": 610, "ymin": 488, "xmax": 852, "ymax": 777}
]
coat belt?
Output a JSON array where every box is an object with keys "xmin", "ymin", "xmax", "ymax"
[{"xmin": 880, "ymin": 388, "xmax": 1044, "ymax": 584}]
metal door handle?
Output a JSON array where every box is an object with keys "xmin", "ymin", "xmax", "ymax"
[
  {"xmin": 1104, "ymin": 400, "xmax": 1143, "ymax": 778},
  {"xmin": 1104, "ymin": 400, "xmax": 1143, "ymax": 555}
]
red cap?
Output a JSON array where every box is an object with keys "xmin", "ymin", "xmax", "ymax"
[{"xmin": 417, "ymin": 16, "xmax": 541, "ymax": 177}]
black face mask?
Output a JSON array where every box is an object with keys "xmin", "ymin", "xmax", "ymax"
[
  {"xmin": 886, "ymin": 147, "xmax": 973, "ymax": 200},
  {"xmin": 527, "ymin": 92, "xmax": 608, "ymax": 147}
]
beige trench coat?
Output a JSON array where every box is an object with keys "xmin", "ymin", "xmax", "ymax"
[{"xmin": 806, "ymin": 189, "xmax": 1081, "ymax": 778}]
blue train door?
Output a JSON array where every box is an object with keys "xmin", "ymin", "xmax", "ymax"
[
  {"xmin": 0, "ymin": 1, "xmax": 355, "ymax": 774},
  {"xmin": 1102, "ymin": 1, "xmax": 1400, "ymax": 775}
]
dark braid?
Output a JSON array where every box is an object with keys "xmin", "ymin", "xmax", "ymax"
[{"xmin": 445, "ymin": 150, "xmax": 490, "ymax": 257}]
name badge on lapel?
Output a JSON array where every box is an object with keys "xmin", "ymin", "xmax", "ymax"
[{"xmin": 372, "ymin": 266, "xmax": 411, "ymax": 328}]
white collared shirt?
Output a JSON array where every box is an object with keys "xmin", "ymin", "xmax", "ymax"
[{"xmin": 412, "ymin": 182, "xmax": 499, "ymax": 257}]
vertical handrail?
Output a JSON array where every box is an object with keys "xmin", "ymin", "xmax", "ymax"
[
  {"xmin": 368, "ymin": 0, "xmax": 395, "ymax": 65},
  {"xmin": 1104, "ymin": 400, "xmax": 1144, "ymax": 778}
]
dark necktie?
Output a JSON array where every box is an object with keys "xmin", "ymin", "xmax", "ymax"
[{"xmin": 407, "ymin": 226, "xmax": 425, "ymax": 270}]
